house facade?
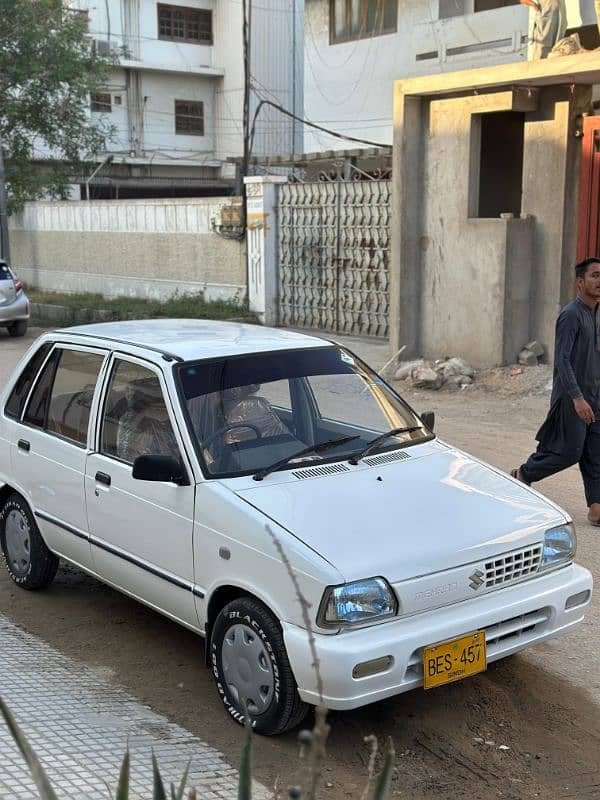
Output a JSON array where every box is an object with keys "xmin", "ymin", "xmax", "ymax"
[
  {"xmin": 64, "ymin": 0, "xmax": 303, "ymax": 198},
  {"xmin": 304, "ymin": 0, "xmax": 600, "ymax": 150}
]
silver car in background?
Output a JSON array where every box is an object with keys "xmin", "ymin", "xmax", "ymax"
[{"xmin": 0, "ymin": 260, "xmax": 29, "ymax": 337}]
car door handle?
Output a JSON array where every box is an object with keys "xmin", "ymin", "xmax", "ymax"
[
  {"xmin": 95, "ymin": 471, "xmax": 111, "ymax": 487},
  {"xmin": 17, "ymin": 439, "xmax": 30, "ymax": 452}
]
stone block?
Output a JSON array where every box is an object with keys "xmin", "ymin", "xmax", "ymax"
[
  {"xmin": 518, "ymin": 348, "xmax": 538, "ymax": 366},
  {"xmin": 524, "ymin": 340, "xmax": 544, "ymax": 357}
]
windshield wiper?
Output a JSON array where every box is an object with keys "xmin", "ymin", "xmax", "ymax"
[
  {"xmin": 253, "ymin": 435, "xmax": 360, "ymax": 481},
  {"xmin": 347, "ymin": 426, "xmax": 422, "ymax": 465}
]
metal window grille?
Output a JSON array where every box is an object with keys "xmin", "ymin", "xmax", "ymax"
[
  {"xmin": 174, "ymin": 101, "xmax": 204, "ymax": 136},
  {"xmin": 90, "ymin": 92, "xmax": 111, "ymax": 113},
  {"xmin": 157, "ymin": 4, "xmax": 212, "ymax": 44},
  {"xmin": 330, "ymin": 0, "xmax": 397, "ymax": 44}
]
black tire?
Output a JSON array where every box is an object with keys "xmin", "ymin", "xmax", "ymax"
[
  {"xmin": 7, "ymin": 320, "xmax": 28, "ymax": 337},
  {"xmin": 0, "ymin": 493, "xmax": 59, "ymax": 589},
  {"xmin": 211, "ymin": 596, "xmax": 309, "ymax": 735}
]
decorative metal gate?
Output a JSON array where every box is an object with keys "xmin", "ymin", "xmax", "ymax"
[{"xmin": 278, "ymin": 179, "xmax": 391, "ymax": 338}]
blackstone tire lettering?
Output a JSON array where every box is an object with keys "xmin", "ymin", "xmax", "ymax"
[{"xmin": 210, "ymin": 597, "xmax": 308, "ymax": 735}]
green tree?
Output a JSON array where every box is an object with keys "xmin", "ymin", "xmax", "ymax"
[{"xmin": 0, "ymin": 0, "xmax": 116, "ymax": 211}]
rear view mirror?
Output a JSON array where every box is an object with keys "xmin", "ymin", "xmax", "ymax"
[
  {"xmin": 420, "ymin": 411, "xmax": 435, "ymax": 432},
  {"xmin": 132, "ymin": 454, "xmax": 189, "ymax": 485}
]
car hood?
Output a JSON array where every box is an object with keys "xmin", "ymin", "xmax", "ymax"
[{"xmin": 233, "ymin": 444, "xmax": 566, "ymax": 583}]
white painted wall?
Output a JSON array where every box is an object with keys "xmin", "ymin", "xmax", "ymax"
[
  {"xmin": 304, "ymin": 0, "xmax": 598, "ymax": 151},
  {"xmin": 9, "ymin": 199, "xmax": 246, "ymax": 301}
]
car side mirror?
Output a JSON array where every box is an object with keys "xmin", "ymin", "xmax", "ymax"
[
  {"xmin": 132, "ymin": 454, "xmax": 189, "ymax": 486},
  {"xmin": 420, "ymin": 411, "xmax": 435, "ymax": 432}
]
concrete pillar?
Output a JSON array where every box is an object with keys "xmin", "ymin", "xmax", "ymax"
[
  {"xmin": 522, "ymin": 84, "xmax": 591, "ymax": 355},
  {"xmin": 244, "ymin": 175, "xmax": 287, "ymax": 325},
  {"xmin": 390, "ymin": 89, "xmax": 425, "ymax": 359}
]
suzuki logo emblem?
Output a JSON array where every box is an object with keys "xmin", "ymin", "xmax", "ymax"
[{"xmin": 469, "ymin": 569, "xmax": 485, "ymax": 590}]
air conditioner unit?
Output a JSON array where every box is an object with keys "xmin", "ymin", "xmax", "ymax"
[{"xmin": 92, "ymin": 38, "xmax": 111, "ymax": 57}]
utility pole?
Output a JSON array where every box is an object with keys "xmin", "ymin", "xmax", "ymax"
[
  {"xmin": 0, "ymin": 133, "xmax": 10, "ymax": 264},
  {"xmin": 241, "ymin": 0, "xmax": 251, "ymax": 190}
]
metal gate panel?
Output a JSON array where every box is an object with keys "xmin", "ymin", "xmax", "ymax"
[{"xmin": 278, "ymin": 180, "xmax": 390, "ymax": 338}]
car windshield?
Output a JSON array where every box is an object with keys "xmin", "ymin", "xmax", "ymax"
[{"xmin": 176, "ymin": 346, "xmax": 430, "ymax": 478}]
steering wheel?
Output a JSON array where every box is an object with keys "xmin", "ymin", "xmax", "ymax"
[{"xmin": 202, "ymin": 422, "xmax": 263, "ymax": 448}]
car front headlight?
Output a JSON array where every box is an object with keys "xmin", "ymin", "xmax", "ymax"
[
  {"xmin": 540, "ymin": 522, "xmax": 576, "ymax": 570},
  {"xmin": 318, "ymin": 577, "xmax": 398, "ymax": 628}
]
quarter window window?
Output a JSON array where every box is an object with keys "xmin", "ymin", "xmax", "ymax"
[
  {"xmin": 23, "ymin": 350, "xmax": 60, "ymax": 430},
  {"xmin": 330, "ymin": 0, "xmax": 397, "ymax": 44},
  {"xmin": 157, "ymin": 4, "xmax": 213, "ymax": 44},
  {"xmin": 46, "ymin": 350, "xmax": 105, "ymax": 445},
  {"xmin": 5, "ymin": 343, "xmax": 53, "ymax": 420},
  {"xmin": 101, "ymin": 360, "xmax": 181, "ymax": 465}
]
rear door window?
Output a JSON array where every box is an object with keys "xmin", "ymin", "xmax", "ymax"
[{"xmin": 5, "ymin": 343, "xmax": 53, "ymax": 420}]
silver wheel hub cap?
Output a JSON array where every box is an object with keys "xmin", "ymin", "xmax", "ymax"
[
  {"xmin": 5, "ymin": 510, "xmax": 30, "ymax": 577},
  {"xmin": 221, "ymin": 624, "xmax": 274, "ymax": 716}
]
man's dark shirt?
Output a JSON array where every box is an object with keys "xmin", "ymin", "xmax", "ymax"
[{"xmin": 552, "ymin": 296, "xmax": 600, "ymax": 409}]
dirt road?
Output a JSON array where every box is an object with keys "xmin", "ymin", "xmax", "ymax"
[{"xmin": 1, "ymin": 328, "xmax": 599, "ymax": 799}]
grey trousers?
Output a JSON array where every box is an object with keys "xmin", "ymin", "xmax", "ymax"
[{"xmin": 521, "ymin": 399, "xmax": 600, "ymax": 507}]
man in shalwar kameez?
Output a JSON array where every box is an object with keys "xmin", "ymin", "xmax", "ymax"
[
  {"xmin": 520, "ymin": 0, "xmax": 566, "ymax": 60},
  {"xmin": 513, "ymin": 258, "xmax": 600, "ymax": 525}
]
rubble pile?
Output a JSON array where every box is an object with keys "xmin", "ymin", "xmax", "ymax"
[
  {"xmin": 394, "ymin": 356, "xmax": 475, "ymax": 390},
  {"xmin": 517, "ymin": 340, "xmax": 544, "ymax": 367}
]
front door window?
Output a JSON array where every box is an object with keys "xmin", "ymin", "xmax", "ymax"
[{"xmin": 101, "ymin": 359, "xmax": 181, "ymax": 465}]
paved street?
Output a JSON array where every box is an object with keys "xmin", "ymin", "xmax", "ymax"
[
  {"xmin": 0, "ymin": 613, "xmax": 267, "ymax": 799},
  {"xmin": 1, "ymin": 326, "xmax": 600, "ymax": 799}
]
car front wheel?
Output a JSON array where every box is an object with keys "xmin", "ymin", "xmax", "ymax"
[
  {"xmin": 0, "ymin": 493, "xmax": 59, "ymax": 589},
  {"xmin": 211, "ymin": 596, "xmax": 309, "ymax": 735}
]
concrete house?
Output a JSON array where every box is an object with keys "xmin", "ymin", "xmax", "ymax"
[
  {"xmin": 62, "ymin": 0, "xmax": 303, "ymax": 198},
  {"xmin": 391, "ymin": 53, "xmax": 600, "ymax": 367},
  {"xmin": 304, "ymin": 0, "xmax": 600, "ymax": 150}
]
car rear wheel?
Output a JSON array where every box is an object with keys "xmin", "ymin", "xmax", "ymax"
[
  {"xmin": 0, "ymin": 493, "xmax": 59, "ymax": 589},
  {"xmin": 211, "ymin": 596, "xmax": 309, "ymax": 735},
  {"xmin": 7, "ymin": 320, "xmax": 28, "ymax": 337}
]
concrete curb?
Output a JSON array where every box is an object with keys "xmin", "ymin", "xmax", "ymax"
[{"xmin": 30, "ymin": 303, "xmax": 114, "ymax": 325}]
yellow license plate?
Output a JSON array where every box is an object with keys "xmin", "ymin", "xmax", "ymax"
[{"xmin": 423, "ymin": 630, "xmax": 487, "ymax": 690}]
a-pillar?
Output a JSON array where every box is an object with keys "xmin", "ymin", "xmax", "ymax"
[{"xmin": 244, "ymin": 175, "xmax": 287, "ymax": 326}]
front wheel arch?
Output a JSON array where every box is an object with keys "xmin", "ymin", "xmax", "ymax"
[{"xmin": 205, "ymin": 585, "xmax": 274, "ymax": 665}]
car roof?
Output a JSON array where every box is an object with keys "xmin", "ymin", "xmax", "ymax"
[{"xmin": 56, "ymin": 319, "xmax": 334, "ymax": 362}]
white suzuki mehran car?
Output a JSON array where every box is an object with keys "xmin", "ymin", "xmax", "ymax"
[{"xmin": 0, "ymin": 320, "xmax": 593, "ymax": 734}]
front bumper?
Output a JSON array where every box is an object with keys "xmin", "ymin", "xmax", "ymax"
[
  {"xmin": 283, "ymin": 563, "xmax": 592, "ymax": 710},
  {"xmin": 0, "ymin": 291, "xmax": 29, "ymax": 323}
]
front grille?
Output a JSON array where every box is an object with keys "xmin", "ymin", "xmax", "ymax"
[{"xmin": 485, "ymin": 545, "xmax": 542, "ymax": 588}]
